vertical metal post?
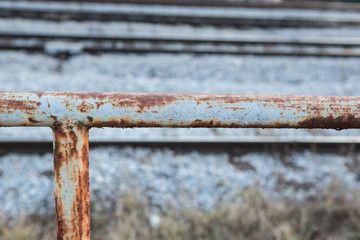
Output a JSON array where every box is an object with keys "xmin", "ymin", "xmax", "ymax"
[{"xmin": 52, "ymin": 120, "xmax": 90, "ymax": 240}]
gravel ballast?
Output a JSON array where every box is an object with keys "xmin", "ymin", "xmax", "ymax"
[
  {"xmin": 0, "ymin": 147, "xmax": 357, "ymax": 221},
  {"xmin": 1, "ymin": 3, "xmax": 360, "ymax": 221}
]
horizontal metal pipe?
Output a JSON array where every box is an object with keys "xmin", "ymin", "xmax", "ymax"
[{"xmin": 0, "ymin": 92, "xmax": 360, "ymax": 129}]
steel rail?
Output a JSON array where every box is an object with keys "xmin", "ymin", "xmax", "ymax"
[
  {"xmin": 0, "ymin": 6, "xmax": 359, "ymax": 28},
  {"xmin": 13, "ymin": 0, "xmax": 360, "ymax": 11},
  {"xmin": 4, "ymin": 46, "xmax": 360, "ymax": 58},
  {"xmin": 1, "ymin": 136, "xmax": 360, "ymax": 154},
  {"xmin": 2, "ymin": 32, "xmax": 360, "ymax": 57},
  {"xmin": 2, "ymin": 32, "xmax": 360, "ymax": 47},
  {"xmin": 1, "ymin": 91, "xmax": 360, "ymax": 239}
]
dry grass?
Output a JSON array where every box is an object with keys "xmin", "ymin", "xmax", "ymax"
[{"xmin": 2, "ymin": 180, "xmax": 360, "ymax": 240}]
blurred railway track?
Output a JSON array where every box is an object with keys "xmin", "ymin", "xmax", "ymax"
[
  {"xmin": 1, "ymin": 136, "xmax": 359, "ymax": 154},
  {"xmin": 1, "ymin": 2, "xmax": 360, "ymax": 28},
  {"xmin": 14, "ymin": 0, "xmax": 360, "ymax": 11},
  {"xmin": 2, "ymin": 32, "xmax": 360, "ymax": 57}
]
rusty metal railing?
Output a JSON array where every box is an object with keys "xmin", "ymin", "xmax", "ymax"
[{"xmin": 1, "ymin": 92, "xmax": 360, "ymax": 239}]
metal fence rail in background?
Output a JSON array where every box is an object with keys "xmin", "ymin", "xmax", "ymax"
[{"xmin": 1, "ymin": 92, "xmax": 360, "ymax": 240}]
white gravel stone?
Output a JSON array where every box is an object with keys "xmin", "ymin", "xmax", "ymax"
[{"xmin": 0, "ymin": 146, "xmax": 358, "ymax": 221}]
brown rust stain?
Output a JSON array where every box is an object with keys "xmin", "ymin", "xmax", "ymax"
[
  {"xmin": 78, "ymin": 126, "xmax": 90, "ymax": 239},
  {"xmin": 298, "ymin": 114, "xmax": 360, "ymax": 129},
  {"xmin": 193, "ymin": 95, "xmax": 257, "ymax": 106},
  {"xmin": 90, "ymin": 116, "xmax": 166, "ymax": 128},
  {"xmin": 42, "ymin": 92, "xmax": 110, "ymax": 111},
  {"xmin": 189, "ymin": 119, "xmax": 238, "ymax": 128},
  {"xmin": 52, "ymin": 121, "xmax": 90, "ymax": 240},
  {"xmin": 79, "ymin": 141, "xmax": 90, "ymax": 239},
  {"xmin": 224, "ymin": 107, "xmax": 246, "ymax": 111},
  {"xmin": 55, "ymin": 197, "xmax": 67, "ymax": 240},
  {"xmin": 69, "ymin": 130, "xmax": 78, "ymax": 158},
  {"xmin": 89, "ymin": 113, "xmax": 359, "ymax": 129},
  {"xmin": 106, "ymin": 93, "xmax": 179, "ymax": 113},
  {"xmin": 70, "ymin": 130, "xmax": 90, "ymax": 240},
  {"xmin": 77, "ymin": 101, "xmax": 95, "ymax": 113},
  {"xmin": 188, "ymin": 119, "xmax": 294, "ymax": 128},
  {"xmin": 95, "ymin": 102, "xmax": 104, "ymax": 110},
  {"xmin": 28, "ymin": 117, "xmax": 40, "ymax": 123},
  {"xmin": 50, "ymin": 92, "xmax": 109, "ymax": 101},
  {"xmin": 52, "ymin": 124, "xmax": 67, "ymax": 240},
  {"xmin": 36, "ymin": 92, "xmax": 45, "ymax": 99},
  {"xmin": 185, "ymin": 114, "xmax": 360, "ymax": 129},
  {"xmin": 190, "ymin": 95, "xmax": 314, "ymax": 112},
  {"xmin": 0, "ymin": 99, "xmax": 41, "ymax": 114},
  {"xmin": 134, "ymin": 120, "xmax": 163, "ymax": 127}
]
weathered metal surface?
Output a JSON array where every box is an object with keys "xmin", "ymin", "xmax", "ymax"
[
  {"xmin": 0, "ymin": 92, "xmax": 360, "ymax": 129},
  {"xmin": 52, "ymin": 119, "xmax": 90, "ymax": 240},
  {"xmin": 1, "ymin": 91, "xmax": 360, "ymax": 240}
]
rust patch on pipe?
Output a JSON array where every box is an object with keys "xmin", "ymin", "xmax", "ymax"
[
  {"xmin": 52, "ymin": 120, "xmax": 90, "ymax": 240},
  {"xmin": 90, "ymin": 116, "xmax": 166, "ymax": 128},
  {"xmin": 52, "ymin": 92, "xmax": 109, "ymax": 101},
  {"xmin": 77, "ymin": 102, "xmax": 95, "ymax": 113},
  {"xmin": 188, "ymin": 119, "xmax": 292, "ymax": 128},
  {"xmin": 298, "ymin": 114, "xmax": 360, "ymax": 130},
  {"xmin": 189, "ymin": 119, "xmax": 242, "ymax": 128},
  {"xmin": 29, "ymin": 92, "xmax": 180, "ymax": 112},
  {"xmin": 28, "ymin": 117, "xmax": 40, "ymax": 123},
  {"xmin": 98, "ymin": 93, "xmax": 179, "ymax": 112},
  {"xmin": 36, "ymin": 92, "xmax": 45, "ymax": 99},
  {"xmin": 0, "ymin": 99, "xmax": 41, "ymax": 114}
]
